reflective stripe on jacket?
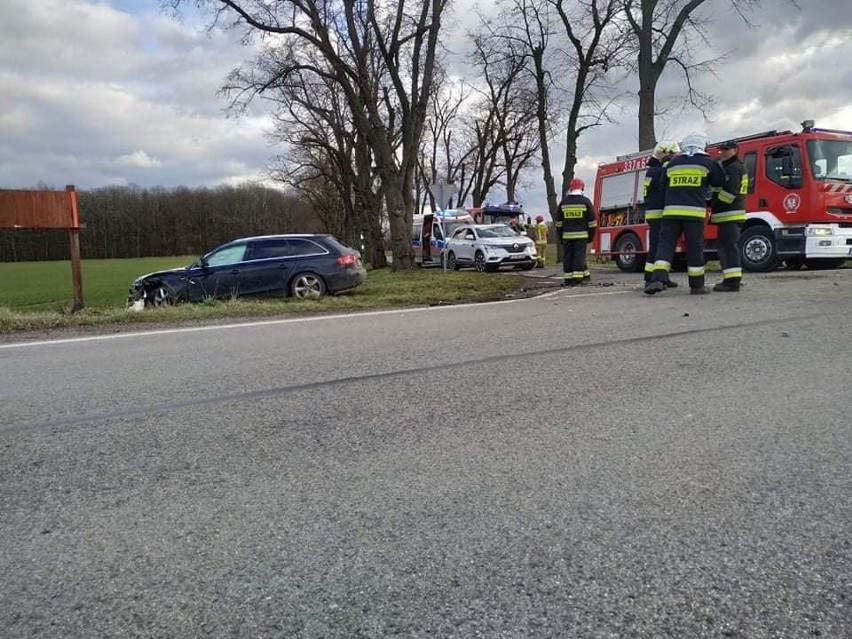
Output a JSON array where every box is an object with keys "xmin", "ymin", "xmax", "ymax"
[
  {"xmin": 661, "ymin": 154, "xmax": 727, "ymax": 220},
  {"xmin": 710, "ymin": 156, "xmax": 748, "ymax": 223},
  {"xmin": 555, "ymin": 194, "xmax": 597, "ymax": 241},
  {"xmin": 643, "ymin": 157, "xmax": 665, "ymax": 220}
]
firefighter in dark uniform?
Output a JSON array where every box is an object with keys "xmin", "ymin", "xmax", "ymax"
[
  {"xmin": 710, "ymin": 140, "xmax": 748, "ymax": 291},
  {"xmin": 643, "ymin": 141, "xmax": 680, "ymax": 287},
  {"xmin": 645, "ymin": 132, "xmax": 727, "ymax": 295},
  {"xmin": 555, "ymin": 178, "xmax": 597, "ymax": 286}
]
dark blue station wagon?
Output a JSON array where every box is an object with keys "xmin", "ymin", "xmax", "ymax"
[{"xmin": 128, "ymin": 234, "xmax": 366, "ymax": 307}]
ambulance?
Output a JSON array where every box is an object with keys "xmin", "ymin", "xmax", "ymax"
[
  {"xmin": 591, "ymin": 121, "xmax": 852, "ymax": 272},
  {"xmin": 412, "ymin": 209, "xmax": 476, "ymax": 267}
]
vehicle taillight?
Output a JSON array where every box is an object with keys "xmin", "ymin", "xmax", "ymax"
[{"xmin": 336, "ymin": 253, "xmax": 358, "ymax": 266}]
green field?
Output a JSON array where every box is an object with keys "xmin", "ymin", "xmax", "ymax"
[
  {"xmin": 0, "ymin": 257, "xmax": 524, "ymax": 334},
  {"xmin": 0, "ymin": 256, "xmax": 196, "ymax": 311}
]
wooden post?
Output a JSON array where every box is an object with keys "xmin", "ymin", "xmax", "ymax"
[{"xmin": 66, "ymin": 185, "xmax": 85, "ymax": 312}]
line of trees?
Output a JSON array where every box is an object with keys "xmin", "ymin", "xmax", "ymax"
[
  {"xmin": 5, "ymin": 1, "xmax": 774, "ymax": 264},
  {"xmin": 162, "ymin": 0, "xmax": 769, "ymax": 270},
  {"xmin": 0, "ymin": 184, "xmax": 325, "ymax": 262}
]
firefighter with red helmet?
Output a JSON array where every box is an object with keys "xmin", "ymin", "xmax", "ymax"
[
  {"xmin": 533, "ymin": 214, "xmax": 548, "ymax": 268},
  {"xmin": 710, "ymin": 140, "xmax": 748, "ymax": 291},
  {"xmin": 643, "ymin": 141, "xmax": 680, "ymax": 287},
  {"xmin": 555, "ymin": 178, "xmax": 597, "ymax": 286},
  {"xmin": 645, "ymin": 132, "xmax": 727, "ymax": 295}
]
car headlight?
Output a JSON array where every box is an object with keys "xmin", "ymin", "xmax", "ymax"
[{"xmin": 807, "ymin": 227, "xmax": 834, "ymax": 236}]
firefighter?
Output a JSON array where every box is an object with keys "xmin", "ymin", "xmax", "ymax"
[
  {"xmin": 645, "ymin": 132, "xmax": 727, "ymax": 295},
  {"xmin": 533, "ymin": 215, "xmax": 548, "ymax": 268},
  {"xmin": 710, "ymin": 140, "xmax": 748, "ymax": 291},
  {"xmin": 555, "ymin": 178, "xmax": 597, "ymax": 286},
  {"xmin": 643, "ymin": 141, "xmax": 680, "ymax": 287}
]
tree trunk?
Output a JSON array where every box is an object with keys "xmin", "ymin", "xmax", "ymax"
[
  {"xmin": 384, "ymin": 178, "xmax": 414, "ymax": 270},
  {"xmin": 638, "ymin": 80, "xmax": 657, "ymax": 151}
]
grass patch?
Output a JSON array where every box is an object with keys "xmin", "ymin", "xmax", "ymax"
[
  {"xmin": 0, "ymin": 256, "xmax": 196, "ymax": 311},
  {"xmin": 0, "ymin": 258, "xmax": 524, "ymax": 334}
]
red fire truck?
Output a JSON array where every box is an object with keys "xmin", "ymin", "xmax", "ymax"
[{"xmin": 591, "ymin": 122, "xmax": 852, "ymax": 272}]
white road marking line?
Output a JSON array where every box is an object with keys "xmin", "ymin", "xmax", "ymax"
[{"xmin": 0, "ymin": 288, "xmax": 631, "ymax": 349}]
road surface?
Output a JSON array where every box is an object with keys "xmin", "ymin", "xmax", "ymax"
[{"xmin": 1, "ymin": 268, "xmax": 851, "ymax": 637}]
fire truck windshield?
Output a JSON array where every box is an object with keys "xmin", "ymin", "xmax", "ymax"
[{"xmin": 806, "ymin": 139, "xmax": 852, "ymax": 181}]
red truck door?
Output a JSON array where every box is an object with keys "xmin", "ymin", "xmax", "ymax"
[{"xmin": 756, "ymin": 142, "xmax": 809, "ymax": 222}]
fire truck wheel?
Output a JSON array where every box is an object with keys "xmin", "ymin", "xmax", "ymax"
[
  {"xmin": 613, "ymin": 232, "xmax": 645, "ymax": 272},
  {"xmin": 740, "ymin": 225, "xmax": 778, "ymax": 272}
]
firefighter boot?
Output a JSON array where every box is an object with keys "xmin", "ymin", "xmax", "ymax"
[
  {"xmin": 689, "ymin": 286, "xmax": 710, "ymax": 295},
  {"xmin": 644, "ymin": 280, "xmax": 665, "ymax": 295},
  {"xmin": 713, "ymin": 280, "xmax": 740, "ymax": 292}
]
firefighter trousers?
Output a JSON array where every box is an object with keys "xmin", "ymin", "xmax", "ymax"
[
  {"xmin": 645, "ymin": 218, "xmax": 661, "ymax": 281},
  {"xmin": 716, "ymin": 222, "xmax": 742, "ymax": 286},
  {"xmin": 651, "ymin": 218, "xmax": 706, "ymax": 290},
  {"xmin": 562, "ymin": 239, "xmax": 586, "ymax": 283}
]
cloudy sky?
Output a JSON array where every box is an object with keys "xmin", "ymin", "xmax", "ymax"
[{"xmin": 2, "ymin": 0, "xmax": 851, "ymax": 217}]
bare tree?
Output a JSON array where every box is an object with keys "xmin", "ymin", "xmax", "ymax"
[
  {"xmin": 624, "ymin": 0, "xmax": 761, "ymax": 150},
  {"xmin": 553, "ymin": 0, "xmax": 628, "ymax": 194},
  {"xmin": 417, "ymin": 75, "xmax": 477, "ymax": 210},
  {"xmin": 515, "ymin": 0, "xmax": 563, "ymax": 219},
  {"xmin": 260, "ymin": 61, "xmax": 388, "ymax": 267},
  {"xmin": 479, "ymin": 0, "xmax": 626, "ymax": 220},
  {"xmin": 467, "ymin": 20, "xmax": 542, "ymax": 206},
  {"xmin": 164, "ymin": 0, "xmax": 449, "ymax": 270}
]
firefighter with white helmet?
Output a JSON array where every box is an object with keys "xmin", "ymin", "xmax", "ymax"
[
  {"xmin": 645, "ymin": 131, "xmax": 727, "ymax": 295},
  {"xmin": 533, "ymin": 214, "xmax": 548, "ymax": 268},
  {"xmin": 555, "ymin": 178, "xmax": 597, "ymax": 286},
  {"xmin": 643, "ymin": 141, "xmax": 680, "ymax": 287}
]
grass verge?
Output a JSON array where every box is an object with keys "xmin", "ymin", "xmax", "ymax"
[{"xmin": 0, "ymin": 260, "xmax": 527, "ymax": 334}]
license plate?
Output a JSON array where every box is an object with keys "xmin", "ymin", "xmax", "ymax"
[{"xmin": 510, "ymin": 255, "xmax": 525, "ymax": 260}]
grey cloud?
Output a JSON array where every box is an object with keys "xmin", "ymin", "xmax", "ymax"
[{"xmin": 1, "ymin": 0, "xmax": 850, "ymax": 220}]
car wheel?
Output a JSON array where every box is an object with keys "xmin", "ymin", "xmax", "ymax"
[
  {"xmin": 613, "ymin": 233, "xmax": 644, "ymax": 272},
  {"xmin": 290, "ymin": 272, "xmax": 327, "ymax": 299},
  {"xmin": 447, "ymin": 251, "xmax": 460, "ymax": 271},
  {"xmin": 740, "ymin": 225, "xmax": 778, "ymax": 272},
  {"xmin": 150, "ymin": 283, "xmax": 177, "ymax": 307},
  {"xmin": 474, "ymin": 251, "xmax": 486, "ymax": 273},
  {"xmin": 519, "ymin": 262, "xmax": 535, "ymax": 271}
]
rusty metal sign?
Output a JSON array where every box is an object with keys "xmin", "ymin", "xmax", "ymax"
[
  {"xmin": 0, "ymin": 188, "xmax": 80, "ymax": 229},
  {"xmin": 1, "ymin": 186, "xmax": 85, "ymax": 310}
]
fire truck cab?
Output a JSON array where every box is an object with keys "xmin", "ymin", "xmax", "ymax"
[{"xmin": 592, "ymin": 122, "xmax": 852, "ymax": 272}]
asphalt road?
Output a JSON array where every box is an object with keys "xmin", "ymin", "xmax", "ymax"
[{"xmin": 1, "ymin": 267, "xmax": 851, "ymax": 638}]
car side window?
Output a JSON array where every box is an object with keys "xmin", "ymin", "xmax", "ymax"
[
  {"xmin": 288, "ymin": 239, "xmax": 326, "ymax": 256},
  {"xmin": 465, "ymin": 230, "xmax": 475, "ymax": 239},
  {"xmin": 249, "ymin": 239, "xmax": 291, "ymax": 260},
  {"xmin": 205, "ymin": 244, "xmax": 247, "ymax": 267}
]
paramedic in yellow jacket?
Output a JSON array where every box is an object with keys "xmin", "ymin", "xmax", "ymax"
[{"xmin": 533, "ymin": 215, "xmax": 548, "ymax": 268}]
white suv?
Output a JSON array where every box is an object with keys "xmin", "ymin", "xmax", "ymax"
[{"xmin": 445, "ymin": 224, "xmax": 537, "ymax": 272}]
